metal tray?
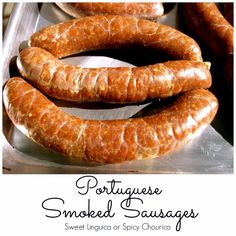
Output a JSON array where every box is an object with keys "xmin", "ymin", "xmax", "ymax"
[{"xmin": 2, "ymin": 2, "xmax": 233, "ymax": 174}]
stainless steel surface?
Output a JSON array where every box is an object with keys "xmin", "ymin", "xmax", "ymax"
[
  {"xmin": 3, "ymin": 3, "xmax": 39, "ymax": 82},
  {"xmin": 2, "ymin": 3, "xmax": 233, "ymax": 174}
]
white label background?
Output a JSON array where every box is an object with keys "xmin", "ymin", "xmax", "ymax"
[{"xmin": 1, "ymin": 175, "xmax": 236, "ymax": 236}]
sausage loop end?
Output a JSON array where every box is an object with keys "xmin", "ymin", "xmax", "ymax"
[{"xmin": 204, "ymin": 61, "xmax": 211, "ymax": 70}]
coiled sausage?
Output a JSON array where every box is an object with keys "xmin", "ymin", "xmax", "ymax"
[
  {"xmin": 3, "ymin": 77, "xmax": 218, "ymax": 164},
  {"xmin": 30, "ymin": 15, "xmax": 203, "ymax": 61},
  {"xmin": 183, "ymin": 3, "xmax": 234, "ymax": 58},
  {"xmin": 57, "ymin": 2, "xmax": 164, "ymax": 20},
  {"xmin": 17, "ymin": 47, "xmax": 211, "ymax": 103}
]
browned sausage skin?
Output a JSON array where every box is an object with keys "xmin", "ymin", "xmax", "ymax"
[
  {"xmin": 58, "ymin": 2, "xmax": 164, "ymax": 20},
  {"xmin": 17, "ymin": 47, "xmax": 211, "ymax": 103},
  {"xmin": 3, "ymin": 77, "xmax": 218, "ymax": 164},
  {"xmin": 183, "ymin": 3, "xmax": 234, "ymax": 58},
  {"xmin": 30, "ymin": 15, "xmax": 203, "ymax": 61}
]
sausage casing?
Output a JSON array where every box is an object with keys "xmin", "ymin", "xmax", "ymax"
[
  {"xmin": 30, "ymin": 15, "xmax": 203, "ymax": 61},
  {"xmin": 183, "ymin": 3, "xmax": 234, "ymax": 58},
  {"xmin": 17, "ymin": 47, "xmax": 211, "ymax": 103},
  {"xmin": 57, "ymin": 2, "xmax": 164, "ymax": 20},
  {"xmin": 3, "ymin": 77, "xmax": 218, "ymax": 163}
]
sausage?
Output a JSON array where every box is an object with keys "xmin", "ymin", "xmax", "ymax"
[
  {"xmin": 30, "ymin": 15, "xmax": 203, "ymax": 61},
  {"xmin": 57, "ymin": 2, "xmax": 164, "ymax": 20},
  {"xmin": 183, "ymin": 3, "xmax": 234, "ymax": 58},
  {"xmin": 3, "ymin": 77, "xmax": 218, "ymax": 164},
  {"xmin": 17, "ymin": 47, "xmax": 211, "ymax": 103}
]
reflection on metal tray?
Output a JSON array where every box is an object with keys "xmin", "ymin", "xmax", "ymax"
[{"xmin": 2, "ymin": 3, "xmax": 233, "ymax": 174}]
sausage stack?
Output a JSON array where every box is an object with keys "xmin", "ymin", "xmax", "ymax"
[{"xmin": 3, "ymin": 3, "xmax": 221, "ymax": 163}]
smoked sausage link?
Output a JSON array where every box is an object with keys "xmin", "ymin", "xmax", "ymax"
[
  {"xmin": 3, "ymin": 77, "xmax": 218, "ymax": 163},
  {"xmin": 30, "ymin": 15, "xmax": 203, "ymax": 61},
  {"xmin": 17, "ymin": 47, "xmax": 211, "ymax": 103},
  {"xmin": 58, "ymin": 2, "xmax": 164, "ymax": 19},
  {"xmin": 183, "ymin": 3, "xmax": 234, "ymax": 58}
]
